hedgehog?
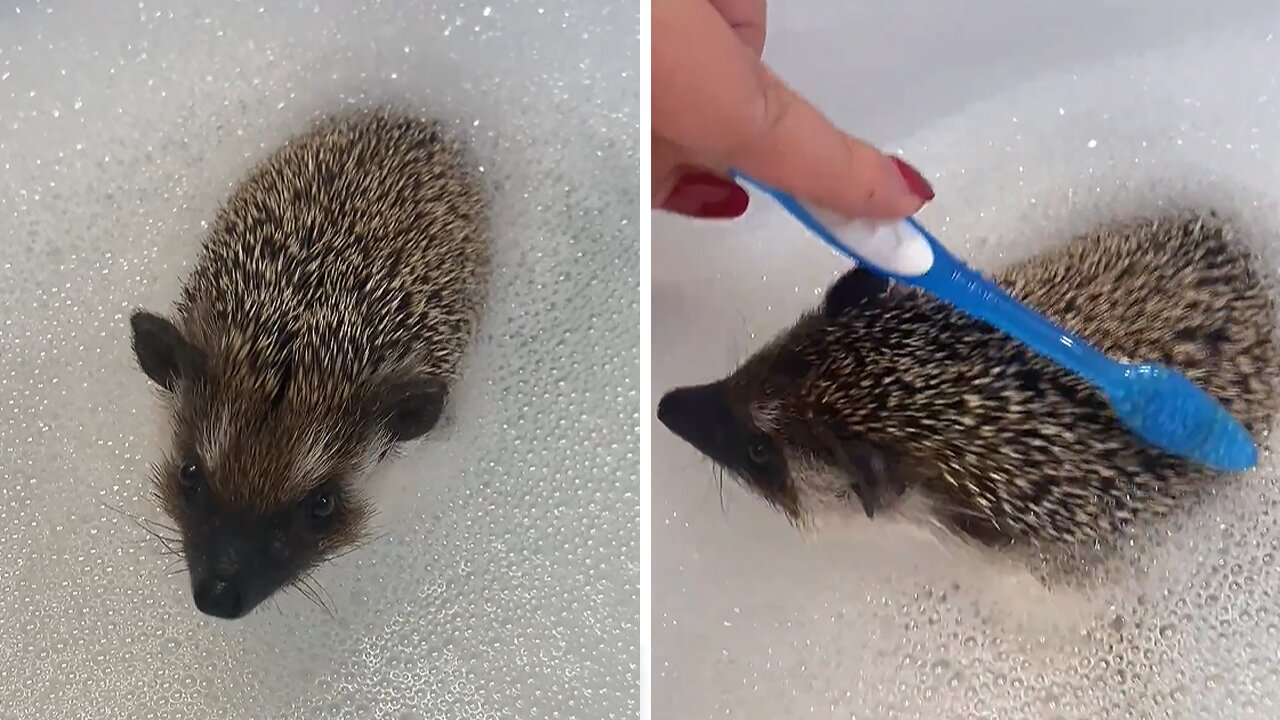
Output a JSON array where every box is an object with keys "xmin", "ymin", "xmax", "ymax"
[
  {"xmin": 128, "ymin": 109, "xmax": 489, "ymax": 619},
  {"xmin": 658, "ymin": 213, "xmax": 1279, "ymax": 552}
]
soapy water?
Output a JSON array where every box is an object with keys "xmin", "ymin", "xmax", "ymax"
[
  {"xmin": 654, "ymin": 18, "xmax": 1280, "ymax": 720},
  {"xmin": 0, "ymin": 1, "xmax": 637, "ymax": 719}
]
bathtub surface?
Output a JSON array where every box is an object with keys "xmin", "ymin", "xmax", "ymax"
[{"xmin": 0, "ymin": 1, "xmax": 638, "ymax": 718}]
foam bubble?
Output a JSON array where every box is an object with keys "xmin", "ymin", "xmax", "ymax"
[
  {"xmin": 654, "ymin": 14, "xmax": 1280, "ymax": 720},
  {"xmin": 0, "ymin": 1, "xmax": 637, "ymax": 718}
]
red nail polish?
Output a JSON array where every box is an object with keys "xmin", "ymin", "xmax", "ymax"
[
  {"xmin": 659, "ymin": 172, "xmax": 749, "ymax": 219},
  {"xmin": 890, "ymin": 157, "xmax": 935, "ymax": 202}
]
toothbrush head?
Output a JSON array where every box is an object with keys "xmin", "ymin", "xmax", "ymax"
[{"xmin": 1106, "ymin": 363, "xmax": 1258, "ymax": 473}]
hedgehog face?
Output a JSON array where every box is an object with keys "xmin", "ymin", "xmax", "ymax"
[
  {"xmin": 658, "ymin": 367, "xmax": 908, "ymax": 525},
  {"xmin": 155, "ymin": 447, "xmax": 363, "ymax": 620},
  {"xmin": 657, "ymin": 380, "xmax": 799, "ymax": 517},
  {"xmin": 130, "ymin": 309, "xmax": 448, "ymax": 619},
  {"xmin": 659, "ymin": 266, "xmax": 914, "ymax": 525}
]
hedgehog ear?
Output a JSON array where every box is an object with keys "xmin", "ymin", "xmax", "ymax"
[
  {"xmin": 822, "ymin": 266, "xmax": 893, "ymax": 319},
  {"xmin": 371, "ymin": 376, "xmax": 449, "ymax": 443},
  {"xmin": 823, "ymin": 434, "xmax": 907, "ymax": 519},
  {"xmin": 129, "ymin": 310, "xmax": 207, "ymax": 392}
]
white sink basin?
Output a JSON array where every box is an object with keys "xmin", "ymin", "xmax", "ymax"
[
  {"xmin": 0, "ymin": 1, "xmax": 638, "ymax": 718},
  {"xmin": 654, "ymin": 2, "xmax": 1280, "ymax": 717}
]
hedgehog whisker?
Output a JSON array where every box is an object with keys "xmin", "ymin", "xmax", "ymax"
[
  {"xmin": 322, "ymin": 546, "xmax": 361, "ymax": 564},
  {"xmin": 356, "ymin": 528, "xmax": 392, "ymax": 548},
  {"xmin": 99, "ymin": 500, "xmax": 185, "ymax": 559},
  {"xmin": 154, "ymin": 544, "xmax": 182, "ymax": 558},
  {"xmin": 708, "ymin": 462, "xmax": 728, "ymax": 513},
  {"xmin": 300, "ymin": 584, "xmax": 326, "ymax": 614},
  {"xmin": 130, "ymin": 512, "xmax": 180, "ymax": 534},
  {"xmin": 321, "ymin": 530, "xmax": 385, "ymax": 565},
  {"xmin": 288, "ymin": 578, "xmax": 321, "ymax": 612},
  {"xmin": 294, "ymin": 571, "xmax": 321, "ymax": 600},
  {"xmin": 718, "ymin": 467, "xmax": 728, "ymax": 513},
  {"xmin": 127, "ymin": 513, "xmax": 180, "ymax": 536},
  {"xmin": 303, "ymin": 572, "xmax": 337, "ymax": 615},
  {"xmin": 148, "ymin": 489, "xmax": 168, "ymax": 508},
  {"xmin": 292, "ymin": 574, "xmax": 336, "ymax": 617},
  {"xmin": 97, "ymin": 499, "xmax": 145, "ymax": 524},
  {"xmin": 124, "ymin": 536, "xmax": 181, "ymax": 551},
  {"xmin": 138, "ymin": 528, "xmax": 182, "ymax": 557}
]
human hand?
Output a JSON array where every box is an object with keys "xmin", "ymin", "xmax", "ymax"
[{"xmin": 652, "ymin": 0, "xmax": 935, "ymax": 220}]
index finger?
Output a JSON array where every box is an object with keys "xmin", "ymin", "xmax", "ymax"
[
  {"xmin": 707, "ymin": 0, "xmax": 766, "ymax": 57},
  {"xmin": 652, "ymin": 0, "xmax": 930, "ymax": 218}
]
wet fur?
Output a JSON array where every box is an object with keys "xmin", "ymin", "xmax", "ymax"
[{"xmin": 663, "ymin": 212, "xmax": 1280, "ymax": 550}]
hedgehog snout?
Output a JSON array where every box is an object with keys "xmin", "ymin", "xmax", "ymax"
[
  {"xmin": 192, "ymin": 576, "xmax": 247, "ymax": 619},
  {"xmin": 186, "ymin": 520, "xmax": 297, "ymax": 620},
  {"xmin": 658, "ymin": 382, "xmax": 795, "ymax": 506},
  {"xmin": 657, "ymin": 383, "xmax": 740, "ymax": 462},
  {"xmin": 190, "ymin": 544, "xmax": 254, "ymax": 620}
]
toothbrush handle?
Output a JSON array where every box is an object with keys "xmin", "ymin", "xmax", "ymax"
[
  {"xmin": 906, "ymin": 219, "xmax": 1121, "ymax": 388},
  {"xmin": 730, "ymin": 171, "xmax": 1120, "ymax": 388}
]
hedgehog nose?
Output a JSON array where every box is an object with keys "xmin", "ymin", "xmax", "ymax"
[
  {"xmin": 192, "ymin": 579, "xmax": 247, "ymax": 620},
  {"xmin": 657, "ymin": 382, "xmax": 733, "ymax": 450}
]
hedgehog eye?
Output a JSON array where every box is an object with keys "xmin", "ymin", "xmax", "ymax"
[
  {"xmin": 310, "ymin": 491, "xmax": 335, "ymax": 520},
  {"xmin": 747, "ymin": 439, "xmax": 772, "ymax": 465},
  {"xmin": 178, "ymin": 458, "xmax": 203, "ymax": 495}
]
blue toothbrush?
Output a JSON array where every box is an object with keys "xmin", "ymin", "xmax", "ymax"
[{"xmin": 733, "ymin": 171, "xmax": 1258, "ymax": 473}]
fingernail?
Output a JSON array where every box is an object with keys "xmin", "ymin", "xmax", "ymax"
[
  {"xmin": 659, "ymin": 172, "xmax": 750, "ymax": 219},
  {"xmin": 890, "ymin": 157, "xmax": 935, "ymax": 202}
]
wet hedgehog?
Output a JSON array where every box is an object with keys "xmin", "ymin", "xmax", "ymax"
[
  {"xmin": 129, "ymin": 109, "xmax": 489, "ymax": 619},
  {"xmin": 659, "ymin": 213, "xmax": 1278, "ymax": 550}
]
